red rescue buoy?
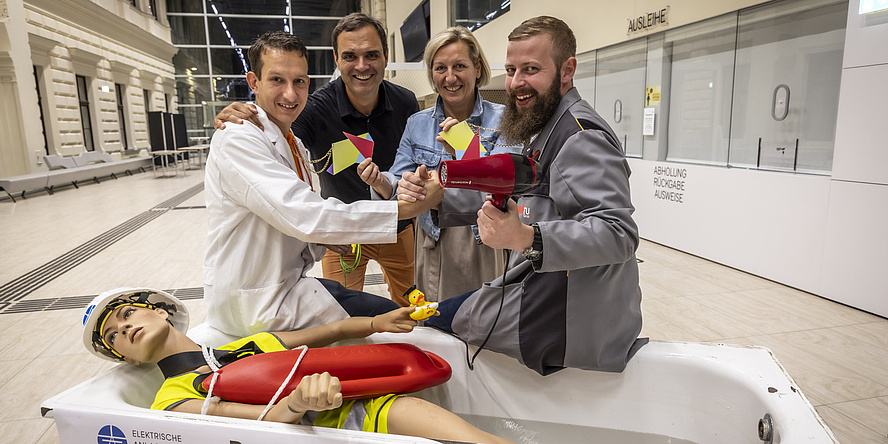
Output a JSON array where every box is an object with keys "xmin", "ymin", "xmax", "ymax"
[{"xmin": 202, "ymin": 343, "xmax": 452, "ymax": 403}]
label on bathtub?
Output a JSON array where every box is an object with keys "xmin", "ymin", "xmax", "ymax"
[
  {"xmin": 131, "ymin": 429, "xmax": 184, "ymax": 442},
  {"xmin": 101, "ymin": 427, "xmax": 184, "ymax": 443},
  {"xmin": 65, "ymin": 414, "xmax": 425, "ymax": 444},
  {"xmin": 98, "ymin": 425, "xmax": 128, "ymax": 444}
]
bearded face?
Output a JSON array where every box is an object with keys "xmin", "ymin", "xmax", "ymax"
[{"xmin": 498, "ymin": 71, "xmax": 563, "ymax": 146}]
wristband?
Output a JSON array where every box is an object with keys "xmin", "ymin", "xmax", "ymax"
[
  {"xmin": 287, "ymin": 403, "xmax": 302, "ymax": 415},
  {"xmin": 370, "ymin": 318, "xmax": 376, "ymax": 332}
]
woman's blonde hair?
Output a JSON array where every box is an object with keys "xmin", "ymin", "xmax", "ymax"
[{"xmin": 423, "ymin": 27, "xmax": 490, "ymax": 92}]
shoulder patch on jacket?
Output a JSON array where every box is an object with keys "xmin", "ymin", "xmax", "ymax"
[{"xmin": 575, "ymin": 118, "xmax": 599, "ymax": 131}]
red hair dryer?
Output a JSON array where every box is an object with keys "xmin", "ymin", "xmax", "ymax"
[{"xmin": 438, "ymin": 153, "xmax": 538, "ymax": 211}]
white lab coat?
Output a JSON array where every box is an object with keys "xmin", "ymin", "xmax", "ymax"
[{"xmin": 203, "ymin": 108, "xmax": 398, "ymax": 337}]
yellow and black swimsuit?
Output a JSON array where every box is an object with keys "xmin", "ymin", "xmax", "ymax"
[{"xmin": 151, "ymin": 333, "xmax": 400, "ymax": 433}]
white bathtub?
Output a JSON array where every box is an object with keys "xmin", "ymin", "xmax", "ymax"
[{"xmin": 41, "ymin": 326, "xmax": 836, "ymax": 444}]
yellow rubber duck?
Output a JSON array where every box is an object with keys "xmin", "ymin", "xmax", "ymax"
[{"xmin": 404, "ymin": 286, "xmax": 439, "ymax": 321}]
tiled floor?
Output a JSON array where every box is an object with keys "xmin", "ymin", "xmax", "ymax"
[{"xmin": 0, "ymin": 170, "xmax": 885, "ymax": 443}]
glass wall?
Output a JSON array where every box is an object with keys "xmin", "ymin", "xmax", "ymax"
[
  {"xmin": 729, "ymin": 0, "xmax": 847, "ymax": 173},
  {"xmin": 663, "ymin": 15, "xmax": 737, "ymax": 165},
  {"xmin": 594, "ymin": 40, "xmax": 647, "ymax": 158},
  {"xmin": 575, "ymin": 0, "xmax": 846, "ymax": 175},
  {"xmin": 166, "ymin": 0, "xmax": 360, "ymax": 137},
  {"xmin": 573, "ymin": 52, "xmax": 596, "ymax": 107}
]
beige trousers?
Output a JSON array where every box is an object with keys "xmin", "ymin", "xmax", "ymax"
[{"xmin": 414, "ymin": 225, "xmax": 507, "ymax": 302}]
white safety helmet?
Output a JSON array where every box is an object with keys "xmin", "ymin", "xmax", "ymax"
[{"xmin": 81, "ymin": 287, "xmax": 189, "ymax": 362}]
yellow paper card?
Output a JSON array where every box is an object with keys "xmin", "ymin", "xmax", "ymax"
[
  {"xmin": 438, "ymin": 121, "xmax": 476, "ymax": 152},
  {"xmin": 331, "ymin": 138, "xmax": 360, "ymax": 174},
  {"xmin": 330, "ymin": 133, "xmax": 373, "ymax": 174}
]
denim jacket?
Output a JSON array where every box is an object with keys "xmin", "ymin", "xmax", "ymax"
[{"xmin": 387, "ymin": 90, "xmax": 515, "ymax": 240}]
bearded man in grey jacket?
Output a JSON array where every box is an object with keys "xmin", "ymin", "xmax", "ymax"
[{"xmin": 400, "ymin": 16, "xmax": 647, "ymax": 375}]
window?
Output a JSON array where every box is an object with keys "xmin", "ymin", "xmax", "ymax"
[
  {"xmin": 143, "ymin": 89, "xmax": 151, "ymax": 113},
  {"xmin": 76, "ymin": 75, "xmax": 95, "ymax": 152},
  {"xmin": 116, "ymin": 84, "xmax": 130, "ymax": 149},
  {"xmin": 206, "ymin": 2, "xmax": 287, "ymax": 15},
  {"xmin": 574, "ymin": 53, "xmax": 597, "ymax": 107},
  {"xmin": 728, "ymin": 0, "xmax": 846, "ymax": 173},
  {"xmin": 290, "ymin": 0, "xmax": 360, "ymax": 16},
  {"xmin": 169, "ymin": 16, "xmax": 207, "ymax": 45},
  {"xmin": 663, "ymin": 15, "xmax": 738, "ymax": 165},
  {"xmin": 147, "ymin": 0, "xmax": 158, "ymax": 19},
  {"xmin": 173, "ymin": 48, "xmax": 210, "ymax": 76},
  {"xmin": 130, "ymin": 0, "xmax": 138, "ymax": 8},
  {"xmin": 450, "ymin": 0, "xmax": 510, "ymax": 31},
  {"xmin": 290, "ymin": 18, "xmax": 340, "ymax": 46},
  {"xmin": 207, "ymin": 16, "xmax": 287, "ymax": 46},
  {"xmin": 165, "ymin": 0, "xmax": 201, "ymax": 13},
  {"xmin": 33, "ymin": 66, "xmax": 50, "ymax": 155},
  {"xmin": 594, "ymin": 40, "xmax": 648, "ymax": 158},
  {"xmin": 167, "ymin": 0, "xmax": 360, "ymax": 137}
]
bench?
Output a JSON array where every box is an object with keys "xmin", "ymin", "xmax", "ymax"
[{"xmin": 0, "ymin": 153, "xmax": 153, "ymax": 202}]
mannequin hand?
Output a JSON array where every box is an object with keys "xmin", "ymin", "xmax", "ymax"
[
  {"xmin": 286, "ymin": 372, "xmax": 343, "ymax": 413},
  {"xmin": 371, "ymin": 307, "xmax": 418, "ymax": 333}
]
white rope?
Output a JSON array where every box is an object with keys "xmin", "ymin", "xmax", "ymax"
[
  {"xmin": 257, "ymin": 345, "xmax": 309, "ymax": 421},
  {"xmin": 200, "ymin": 344, "xmax": 223, "ymax": 416}
]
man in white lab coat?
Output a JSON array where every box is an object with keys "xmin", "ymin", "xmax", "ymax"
[{"xmin": 203, "ymin": 31, "xmax": 439, "ymax": 337}]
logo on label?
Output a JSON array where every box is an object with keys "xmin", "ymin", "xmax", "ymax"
[
  {"xmin": 518, "ymin": 204, "xmax": 531, "ymax": 218},
  {"xmin": 83, "ymin": 304, "xmax": 96, "ymax": 326},
  {"xmin": 97, "ymin": 425, "xmax": 127, "ymax": 444}
]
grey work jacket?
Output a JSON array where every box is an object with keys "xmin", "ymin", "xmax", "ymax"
[{"xmin": 437, "ymin": 88, "xmax": 647, "ymax": 374}]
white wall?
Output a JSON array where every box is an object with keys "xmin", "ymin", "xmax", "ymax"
[
  {"xmin": 629, "ymin": 161, "xmax": 832, "ymax": 292},
  {"xmin": 385, "ymin": 0, "xmax": 768, "ymax": 71},
  {"xmin": 820, "ymin": 0, "xmax": 888, "ymax": 315}
]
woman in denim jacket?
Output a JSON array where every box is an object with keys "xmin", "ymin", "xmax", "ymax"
[{"xmin": 358, "ymin": 27, "xmax": 518, "ymax": 302}]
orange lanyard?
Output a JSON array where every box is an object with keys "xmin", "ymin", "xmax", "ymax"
[{"xmin": 285, "ymin": 132, "xmax": 314, "ymax": 192}]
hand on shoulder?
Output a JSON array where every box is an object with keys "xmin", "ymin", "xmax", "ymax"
[{"xmin": 214, "ymin": 102, "xmax": 262, "ymax": 131}]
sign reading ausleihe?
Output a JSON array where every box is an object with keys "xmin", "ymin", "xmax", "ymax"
[{"xmin": 628, "ymin": 7, "xmax": 669, "ymax": 34}]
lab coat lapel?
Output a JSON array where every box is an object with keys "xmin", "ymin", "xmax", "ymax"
[{"xmin": 255, "ymin": 107, "xmax": 298, "ymax": 171}]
